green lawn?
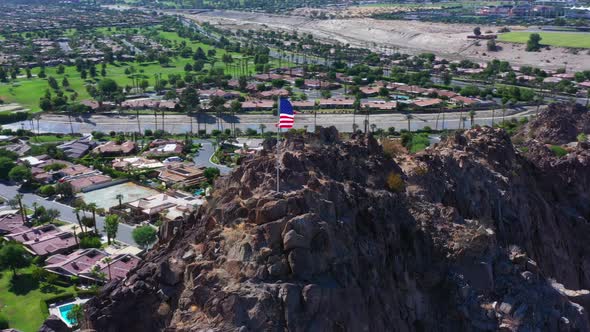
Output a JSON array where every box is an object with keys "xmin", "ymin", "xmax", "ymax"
[
  {"xmin": 0, "ymin": 266, "xmax": 76, "ymax": 332},
  {"xmin": 498, "ymin": 31, "xmax": 590, "ymax": 49},
  {"xmin": 409, "ymin": 133, "xmax": 430, "ymax": 153},
  {"xmin": 32, "ymin": 135, "xmax": 78, "ymax": 143},
  {"xmin": 0, "ymin": 29, "xmax": 288, "ymax": 113}
]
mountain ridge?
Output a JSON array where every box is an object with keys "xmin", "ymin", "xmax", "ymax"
[{"xmin": 82, "ymin": 103, "xmax": 590, "ymax": 332}]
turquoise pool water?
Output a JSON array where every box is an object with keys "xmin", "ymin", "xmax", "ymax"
[{"xmin": 58, "ymin": 304, "xmax": 77, "ymax": 326}]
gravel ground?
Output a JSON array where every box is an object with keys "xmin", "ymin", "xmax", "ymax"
[{"xmin": 185, "ymin": 10, "xmax": 590, "ymax": 72}]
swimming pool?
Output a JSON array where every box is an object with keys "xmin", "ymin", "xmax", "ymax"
[{"xmin": 58, "ymin": 303, "xmax": 77, "ymax": 326}]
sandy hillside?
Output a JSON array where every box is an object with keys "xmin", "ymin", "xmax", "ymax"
[{"xmin": 186, "ymin": 10, "xmax": 590, "ymax": 71}]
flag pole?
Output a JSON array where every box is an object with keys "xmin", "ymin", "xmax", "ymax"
[{"xmin": 276, "ymin": 100, "xmax": 281, "ymax": 193}]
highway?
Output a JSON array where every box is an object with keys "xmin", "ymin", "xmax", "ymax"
[{"xmin": 4, "ymin": 106, "xmax": 539, "ymax": 134}]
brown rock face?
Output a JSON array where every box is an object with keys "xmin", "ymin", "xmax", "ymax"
[
  {"xmin": 84, "ymin": 109, "xmax": 590, "ymax": 332},
  {"xmin": 515, "ymin": 102, "xmax": 590, "ymax": 144}
]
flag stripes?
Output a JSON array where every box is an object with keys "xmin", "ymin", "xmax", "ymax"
[{"xmin": 278, "ymin": 98, "xmax": 294, "ymax": 129}]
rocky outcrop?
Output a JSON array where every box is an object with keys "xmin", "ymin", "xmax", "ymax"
[
  {"xmin": 403, "ymin": 125, "xmax": 590, "ymax": 292},
  {"xmin": 515, "ymin": 102, "xmax": 590, "ymax": 144},
  {"xmin": 37, "ymin": 315, "xmax": 69, "ymax": 332},
  {"xmin": 84, "ymin": 107, "xmax": 590, "ymax": 332}
]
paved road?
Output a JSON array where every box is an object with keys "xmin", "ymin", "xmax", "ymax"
[
  {"xmin": 0, "ymin": 183, "xmax": 136, "ymax": 245},
  {"xmin": 193, "ymin": 139, "xmax": 232, "ymax": 174},
  {"xmin": 4, "ymin": 106, "xmax": 539, "ymax": 134}
]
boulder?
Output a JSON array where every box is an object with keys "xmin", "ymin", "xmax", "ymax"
[{"xmin": 38, "ymin": 315, "xmax": 69, "ymax": 332}]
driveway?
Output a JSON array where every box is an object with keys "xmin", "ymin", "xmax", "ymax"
[
  {"xmin": 0, "ymin": 183, "xmax": 136, "ymax": 245},
  {"xmin": 193, "ymin": 139, "xmax": 232, "ymax": 175}
]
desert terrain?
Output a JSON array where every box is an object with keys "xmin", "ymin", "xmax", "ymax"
[{"xmin": 184, "ymin": 10, "xmax": 590, "ymax": 71}]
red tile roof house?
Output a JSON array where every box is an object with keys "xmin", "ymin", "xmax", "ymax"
[
  {"xmin": 93, "ymin": 141, "xmax": 137, "ymax": 157},
  {"xmin": 425, "ymin": 89, "xmax": 457, "ymax": 99},
  {"xmin": 318, "ymin": 98, "xmax": 355, "ymax": 109},
  {"xmin": 227, "ymin": 80, "xmax": 241, "ymax": 89},
  {"xmin": 303, "ymin": 80, "xmax": 341, "ymax": 90},
  {"xmin": 45, "ymin": 248, "xmax": 106, "ymax": 281},
  {"xmin": 553, "ymin": 73, "xmax": 575, "ymax": 80},
  {"xmin": 0, "ymin": 213, "xmax": 28, "ymax": 235},
  {"xmin": 412, "ymin": 98, "xmax": 443, "ymax": 109},
  {"xmin": 386, "ymin": 82, "xmax": 406, "ymax": 91},
  {"xmin": 22, "ymin": 231, "xmax": 78, "ymax": 257},
  {"xmin": 81, "ymin": 100, "xmax": 114, "ymax": 111},
  {"xmin": 258, "ymin": 89, "xmax": 290, "ymax": 99},
  {"xmin": 80, "ymin": 253, "xmax": 140, "ymax": 282},
  {"xmin": 291, "ymin": 100, "xmax": 315, "ymax": 110},
  {"xmin": 335, "ymin": 73, "xmax": 354, "ymax": 84},
  {"xmin": 58, "ymin": 164, "xmax": 94, "ymax": 178},
  {"xmin": 45, "ymin": 249, "xmax": 140, "ymax": 282},
  {"xmin": 143, "ymin": 139, "xmax": 185, "ymax": 157},
  {"xmin": 241, "ymin": 100, "xmax": 275, "ymax": 111},
  {"xmin": 121, "ymin": 99, "xmax": 177, "ymax": 110},
  {"xmin": 362, "ymin": 101, "xmax": 397, "ymax": 111},
  {"xmin": 5, "ymin": 224, "xmax": 60, "ymax": 243},
  {"xmin": 253, "ymin": 73, "xmax": 284, "ymax": 82},
  {"xmin": 31, "ymin": 167, "xmax": 55, "ymax": 184},
  {"xmin": 245, "ymin": 83, "xmax": 259, "ymax": 92},
  {"xmin": 396, "ymin": 85, "xmax": 428, "ymax": 95},
  {"xmin": 359, "ymin": 86, "xmax": 380, "ymax": 97},
  {"xmin": 198, "ymin": 89, "xmax": 240, "ymax": 100},
  {"xmin": 450, "ymin": 96, "xmax": 479, "ymax": 106},
  {"xmin": 66, "ymin": 174, "xmax": 113, "ymax": 193}
]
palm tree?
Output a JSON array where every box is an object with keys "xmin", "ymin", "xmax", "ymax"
[
  {"xmin": 74, "ymin": 207, "xmax": 84, "ymax": 233},
  {"xmin": 314, "ymin": 100, "xmax": 320, "ymax": 130},
  {"xmin": 116, "ymin": 194, "xmax": 124, "ymax": 208},
  {"xmin": 103, "ymin": 257, "xmax": 113, "ymax": 280},
  {"xmin": 196, "ymin": 104, "xmax": 204, "ymax": 136},
  {"xmin": 232, "ymin": 101, "xmax": 241, "ymax": 135},
  {"xmin": 469, "ymin": 110, "xmax": 476, "ymax": 128},
  {"xmin": 67, "ymin": 106, "xmax": 75, "ymax": 135},
  {"xmin": 188, "ymin": 107, "xmax": 194, "ymax": 136},
  {"xmin": 363, "ymin": 105, "xmax": 371, "ymax": 134},
  {"xmin": 15, "ymin": 194, "xmax": 26, "ymax": 224},
  {"xmin": 161, "ymin": 107, "xmax": 165, "ymax": 133},
  {"xmin": 87, "ymin": 203, "xmax": 98, "ymax": 234},
  {"xmin": 259, "ymin": 124, "xmax": 266, "ymax": 135},
  {"xmin": 491, "ymin": 108, "xmax": 497, "ymax": 127},
  {"xmin": 136, "ymin": 108, "xmax": 141, "ymax": 135},
  {"xmin": 405, "ymin": 114, "xmax": 414, "ymax": 132},
  {"xmin": 457, "ymin": 101, "xmax": 465, "ymax": 129},
  {"xmin": 72, "ymin": 225, "xmax": 79, "ymax": 248},
  {"xmin": 435, "ymin": 106, "xmax": 441, "ymax": 131},
  {"xmin": 32, "ymin": 202, "xmax": 39, "ymax": 218},
  {"xmin": 28, "ymin": 114, "xmax": 36, "ymax": 142}
]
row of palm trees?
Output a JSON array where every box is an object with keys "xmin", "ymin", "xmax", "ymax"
[
  {"xmin": 349, "ymin": 101, "xmax": 505, "ymax": 134},
  {"xmin": 73, "ymin": 202, "xmax": 99, "ymax": 235}
]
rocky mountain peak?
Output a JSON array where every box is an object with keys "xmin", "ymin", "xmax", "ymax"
[{"xmin": 84, "ymin": 105, "xmax": 590, "ymax": 332}]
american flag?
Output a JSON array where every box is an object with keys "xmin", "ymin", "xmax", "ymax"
[{"xmin": 278, "ymin": 98, "xmax": 294, "ymax": 129}]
